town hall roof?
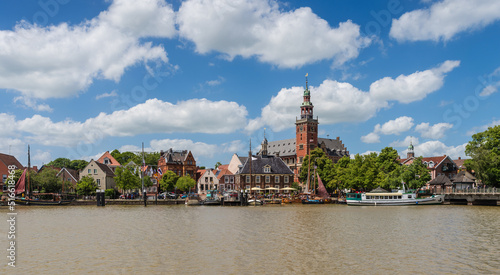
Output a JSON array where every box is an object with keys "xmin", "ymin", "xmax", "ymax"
[
  {"xmin": 238, "ymin": 155, "xmax": 294, "ymax": 175},
  {"xmin": 264, "ymin": 137, "xmax": 348, "ymax": 158}
]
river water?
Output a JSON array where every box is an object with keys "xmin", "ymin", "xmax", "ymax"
[{"xmin": 1, "ymin": 204, "xmax": 499, "ymax": 274}]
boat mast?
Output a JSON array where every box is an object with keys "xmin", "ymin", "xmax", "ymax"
[
  {"xmin": 306, "ymin": 149, "xmax": 311, "ymax": 193},
  {"xmin": 27, "ymin": 145, "xmax": 30, "ymax": 198}
]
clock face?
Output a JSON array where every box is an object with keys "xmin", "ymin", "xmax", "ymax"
[{"xmin": 300, "ymin": 126, "xmax": 303, "ymax": 131}]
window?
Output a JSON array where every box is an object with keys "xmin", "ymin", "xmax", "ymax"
[
  {"xmin": 246, "ymin": 185, "xmax": 251, "ymax": 190},
  {"xmin": 263, "ymin": 166, "xmax": 271, "ymax": 173},
  {"xmin": 2, "ymin": 174, "xmax": 7, "ymax": 183},
  {"xmin": 94, "ymin": 169, "xmax": 97, "ymax": 174},
  {"xmin": 265, "ymin": 176, "xmax": 270, "ymax": 183},
  {"xmin": 275, "ymin": 176, "xmax": 280, "ymax": 183},
  {"xmin": 408, "ymin": 195, "xmax": 412, "ymax": 199},
  {"xmin": 284, "ymin": 176, "xmax": 289, "ymax": 183},
  {"xmin": 230, "ymin": 177, "xmax": 234, "ymax": 183},
  {"xmin": 246, "ymin": 176, "xmax": 250, "ymax": 183},
  {"xmin": 220, "ymin": 184, "xmax": 225, "ymax": 190},
  {"xmin": 205, "ymin": 177, "xmax": 208, "ymax": 183},
  {"xmin": 284, "ymin": 185, "xmax": 289, "ymax": 193},
  {"xmin": 265, "ymin": 185, "xmax": 270, "ymax": 189},
  {"xmin": 275, "ymin": 185, "xmax": 279, "ymax": 190},
  {"xmin": 299, "ymin": 144, "xmax": 303, "ymax": 150},
  {"xmin": 88, "ymin": 169, "xmax": 91, "ymax": 174},
  {"xmin": 96, "ymin": 179, "xmax": 101, "ymax": 187},
  {"xmin": 256, "ymin": 176, "xmax": 261, "ymax": 183},
  {"xmin": 225, "ymin": 177, "xmax": 229, "ymax": 183},
  {"xmin": 104, "ymin": 158, "xmax": 109, "ymax": 164}
]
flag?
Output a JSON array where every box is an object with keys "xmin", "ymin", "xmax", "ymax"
[
  {"xmin": 158, "ymin": 167, "xmax": 163, "ymax": 175},
  {"xmin": 305, "ymin": 73, "xmax": 308, "ymax": 77}
]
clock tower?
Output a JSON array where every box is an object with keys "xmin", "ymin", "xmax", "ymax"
[{"xmin": 295, "ymin": 74, "xmax": 318, "ymax": 167}]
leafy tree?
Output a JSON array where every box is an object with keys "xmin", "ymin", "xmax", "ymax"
[
  {"xmin": 114, "ymin": 166, "xmax": 141, "ymax": 192},
  {"xmin": 46, "ymin": 158, "xmax": 71, "ymax": 168},
  {"xmin": 77, "ymin": 175, "xmax": 97, "ymax": 196},
  {"xmin": 175, "ymin": 176, "xmax": 196, "ymax": 192},
  {"xmin": 386, "ymin": 157, "xmax": 430, "ymax": 190},
  {"xmin": 69, "ymin": 159, "xmax": 88, "ymax": 171},
  {"xmin": 465, "ymin": 125, "xmax": 500, "ymax": 187},
  {"xmin": 215, "ymin": 162, "xmax": 222, "ymax": 169},
  {"xmin": 144, "ymin": 152, "xmax": 160, "ymax": 166},
  {"xmin": 299, "ymin": 148, "xmax": 334, "ymax": 187},
  {"xmin": 377, "ymin": 147, "xmax": 400, "ymax": 174},
  {"xmin": 105, "ymin": 188, "xmax": 118, "ymax": 199},
  {"xmin": 159, "ymin": 170, "xmax": 179, "ymax": 192},
  {"xmin": 32, "ymin": 167, "xmax": 63, "ymax": 193}
]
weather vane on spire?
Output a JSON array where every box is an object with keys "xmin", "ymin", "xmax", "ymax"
[{"xmin": 305, "ymin": 73, "xmax": 309, "ymax": 90}]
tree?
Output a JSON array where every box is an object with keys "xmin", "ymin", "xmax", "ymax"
[
  {"xmin": 215, "ymin": 162, "xmax": 222, "ymax": 169},
  {"xmin": 159, "ymin": 170, "xmax": 179, "ymax": 192},
  {"xmin": 46, "ymin": 158, "xmax": 71, "ymax": 168},
  {"xmin": 465, "ymin": 125, "xmax": 500, "ymax": 187},
  {"xmin": 386, "ymin": 157, "xmax": 431, "ymax": 190},
  {"xmin": 32, "ymin": 167, "xmax": 63, "ymax": 193},
  {"xmin": 114, "ymin": 166, "xmax": 141, "ymax": 192},
  {"xmin": 77, "ymin": 175, "xmax": 97, "ymax": 196},
  {"xmin": 298, "ymin": 148, "xmax": 334, "ymax": 187},
  {"xmin": 69, "ymin": 159, "xmax": 88, "ymax": 171},
  {"xmin": 175, "ymin": 176, "xmax": 196, "ymax": 193}
]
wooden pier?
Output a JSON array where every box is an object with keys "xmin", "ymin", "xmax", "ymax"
[{"xmin": 442, "ymin": 188, "xmax": 500, "ymax": 205}]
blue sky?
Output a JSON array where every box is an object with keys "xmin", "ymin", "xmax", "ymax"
[{"xmin": 1, "ymin": 0, "xmax": 499, "ymax": 168}]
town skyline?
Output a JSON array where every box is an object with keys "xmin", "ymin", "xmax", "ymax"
[{"xmin": 1, "ymin": 0, "xmax": 499, "ymax": 168}]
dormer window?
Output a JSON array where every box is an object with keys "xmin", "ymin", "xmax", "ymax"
[
  {"xmin": 263, "ymin": 165, "xmax": 271, "ymax": 173},
  {"xmin": 429, "ymin": 161, "xmax": 435, "ymax": 168},
  {"xmin": 104, "ymin": 158, "xmax": 110, "ymax": 164}
]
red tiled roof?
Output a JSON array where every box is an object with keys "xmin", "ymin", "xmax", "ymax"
[
  {"xmin": 97, "ymin": 151, "xmax": 121, "ymax": 166},
  {"xmin": 453, "ymin": 158, "xmax": 467, "ymax": 169},
  {"xmin": 216, "ymin": 168, "xmax": 233, "ymax": 180},
  {"xmin": 0, "ymin": 153, "xmax": 24, "ymax": 170}
]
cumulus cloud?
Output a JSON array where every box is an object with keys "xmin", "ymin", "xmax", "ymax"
[
  {"xmin": 390, "ymin": 0, "xmax": 500, "ymax": 42},
  {"xmin": 247, "ymin": 61, "xmax": 458, "ymax": 133},
  {"xmin": 0, "ymin": 0, "xmax": 176, "ymax": 100},
  {"xmin": 361, "ymin": 116, "xmax": 414, "ymax": 144},
  {"xmin": 467, "ymin": 119, "xmax": 500, "ymax": 136},
  {"xmin": 402, "ymin": 141, "xmax": 466, "ymax": 159},
  {"xmin": 370, "ymin": 60, "xmax": 460, "ymax": 103},
  {"xmin": 96, "ymin": 90, "xmax": 118, "ymax": 100},
  {"xmin": 361, "ymin": 132, "xmax": 380, "ymax": 144},
  {"xmin": 177, "ymin": 0, "xmax": 370, "ymax": 68},
  {"xmin": 12, "ymin": 98, "xmax": 248, "ymax": 147},
  {"xmin": 390, "ymin": 136, "xmax": 419, "ymax": 148},
  {"xmin": 415, "ymin": 122, "xmax": 453, "ymax": 139}
]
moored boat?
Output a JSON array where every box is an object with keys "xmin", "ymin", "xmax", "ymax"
[{"xmin": 346, "ymin": 184, "xmax": 444, "ymax": 206}]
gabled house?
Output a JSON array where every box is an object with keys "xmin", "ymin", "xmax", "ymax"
[
  {"xmin": 197, "ymin": 169, "xmax": 218, "ymax": 194},
  {"xmin": 0, "ymin": 153, "xmax": 24, "ymax": 192},
  {"xmin": 80, "ymin": 160, "xmax": 116, "ymax": 191},
  {"xmin": 428, "ymin": 175, "xmax": 453, "ymax": 193},
  {"xmin": 56, "ymin": 167, "xmax": 79, "ymax": 193},
  {"xmin": 400, "ymin": 143, "xmax": 458, "ymax": 181},
  {"xmin": 236, "ymin": 139, "xmax": 294, "ymax": 192},
  {"xmin": 97, "ymin": 151, "xmax": 121, "ymax": 172},
  {"xmin": 452, "ymin": 170, "xmax": 476, "ymax": 190},
  {"xmin": 228, "ymin": 153, "xmax": 247, "ymax": 175},
  {"xmin": 158, "ymin": 148, "xmax": 197, "ymax": 179},
  {"xmin": 215, "ymin": 167, "xmax": 234, "ymax": 191}
]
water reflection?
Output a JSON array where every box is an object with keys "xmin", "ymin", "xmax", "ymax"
[{"xmin": 1, "ymin": 205, "xmax": 499, "ymax": 274}]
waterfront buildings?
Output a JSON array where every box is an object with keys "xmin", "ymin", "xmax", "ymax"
[
  {"xmin": 80, "ymin": 160, "xmax": 116, "ymax": 191},
  {"xmin": 158, "ymin": 148, "xmax": 197, "ymax": 179},
  {"xmin": 0, "ymin": 153, "xmax": 24, "ymax": 192}
]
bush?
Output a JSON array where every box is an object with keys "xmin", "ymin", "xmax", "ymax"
[{"xmin": 105, "ymin": 189, "xmax": 117, "ymax": 199}]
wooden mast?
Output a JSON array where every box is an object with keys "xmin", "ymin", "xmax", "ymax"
[{"xmin": 27, "ymin": 145, "xmax": 30, "ymax": 198}]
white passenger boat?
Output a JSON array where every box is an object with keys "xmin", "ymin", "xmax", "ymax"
[{"xmin": 346, "ymin": 185, "xmax": 444, "ymax": 206}]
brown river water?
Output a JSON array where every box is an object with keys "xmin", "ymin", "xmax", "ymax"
[{"xmin": 1, "ymin": 204, "xmax": 499, "ymax": 274}]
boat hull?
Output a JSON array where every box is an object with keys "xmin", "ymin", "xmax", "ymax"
[
  {"xmin": 347, "ymin": 195, "xmax": 444, "ymax": 206},
  {"xmin": 14, "ymin": 199, "xmax": 72, "ymax": 206}
]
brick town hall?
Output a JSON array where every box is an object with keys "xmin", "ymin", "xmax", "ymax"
[{"xmin": 258, "ymin": 76, "xmax": 350, "ymax": 181}]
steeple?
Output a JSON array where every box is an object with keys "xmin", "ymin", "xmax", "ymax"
[
  {"xmin": 407, "ymin": 138, "xmax": 415, "ymax": 159},
  {"xmin": 261, "ymin": 128, "xmax": 268, "ymax": 156},
  {"xmin": 301, "ymin": 73, "xmax": 313, "ymax": 119}
]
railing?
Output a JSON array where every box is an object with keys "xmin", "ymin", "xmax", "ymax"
[{"xmin": 437, "ymin": 187, "xmax": 499, "ymax": 195}]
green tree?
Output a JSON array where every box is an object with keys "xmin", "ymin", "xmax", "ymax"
[
  {"xmin": 77, "ymin": 176, "xmax": 97, "ymax": 196},
  {"xmin": 114, "ymin": 166, "xmax": 141, "ymax": 192},
  {"xmin": 69, "ymin": 159, "xmax": 88, "ymax": 171},
  {"xmin": 465, "ymin": 125, "xmax": 500, "ymax": 187},
  {"xmin": 215, "ymin": 162, "xmax": 222, "ymax": 169},
  {"xmin": 175, "ymin": 176, "xmax": 196, "ymax": 193},
  {"xmin": 159, "ymin": 170, "xmax": 179, "ymax": 192},
  {"xmin": 46, "ymin": 158, "xmax": 71, "ymax": 168},
  {"xmin": 32, "ymin": 167, "xmax": 63, "ymax": 193},
  {"xmin": 298, "ymin": 148, "xmax": 334, "ymax": 186}
]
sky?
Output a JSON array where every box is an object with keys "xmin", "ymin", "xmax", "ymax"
[{"xmin": 1, "ymin": 0, "xmax": 500, "ymax": 168}]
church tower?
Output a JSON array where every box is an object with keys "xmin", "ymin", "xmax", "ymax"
[
  {"xmin": 407, "ymin": 140, "xmax": 415, "ymax": 159},
  {"xmin": 295, "ymin": 74, "xmax": 319, "ymax": 166}
]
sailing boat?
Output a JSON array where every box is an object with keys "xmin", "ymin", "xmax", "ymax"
[
  {"xmin": 14, "ymin": 146, "xmax": 72, "ymax": 206},
  {"xmin": 302, "ymin": 172, "xmax": 328, "ymax": 204}
]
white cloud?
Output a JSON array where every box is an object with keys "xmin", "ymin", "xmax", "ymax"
[
  {"xmin": 370, "ymin": 60, "xmax": 460, "ymax": 104},
  {"xmin": 33, "ymin": 150, "xmax": 51, "ymax": 165},
  {"xmin": 177, "ymin": 0, "xmax": 370, "ymax": 68},
  {"xmin": 13, "ymin": 98, "xmax": 248, "ymax": 147},
  {"xmin": 390, "ymin": 136, "xmax": 419, "ymax": 148},
  {"xmin": 415, "ymin": 122, "xmax": 453, "ymax": 139},
  {"xmin": 479, "ymin": 67, "xmax": 500, "ymax": 97},
  {"xmin": 361, "ymin": 132, "xmax": 380, "ymax": 143},
  {"xmin": 390, "ymin": 0, "xmax": 500, "ymax": 42},
  {"xmin": 0, "ymin": 137, "xmax": 24, "ymax": 161},
  {"xmin": 361, "ymin": 116, "xmax": 413, "ymax": 144},
  {"xmin": 0, "ymin": 113, "xmax": 19, "ymax": 138},
  {"xmin": 404, "ymin": 141, "xmax": 467, "ymax": 159},
  {"xmin": 13, "ymin": 96, "xmax": 53, "ymax": 112},
  {"xmin": 96, "ymin": 90, "xmax": 118, "ymax": 100},
  {"xmin": 247, "ymin": 61, "xmax": 458, "ymax": 133},
  {"xmin": 467, "ymin": 119, "xmax": 500, "ymax": 136},
  {"xmin": 0, "ymin": 0, "xmax": 176, "ymax": 100},
  {"xmin": 374, "ymin": 116, "xmax": 414, "ymax": 135}
]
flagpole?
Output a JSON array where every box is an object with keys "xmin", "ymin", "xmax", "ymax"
[{"xmin": 142, "ymin": 142, "xmax": 146, "ymax": 207}]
